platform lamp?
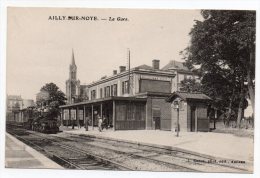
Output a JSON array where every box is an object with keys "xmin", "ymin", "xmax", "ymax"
[{"xmin": 173, "ymin": 98, "xmax": 181, "ymax": 137}]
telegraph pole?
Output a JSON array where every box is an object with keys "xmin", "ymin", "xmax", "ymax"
[{"xmin": 127, "ymin": 48, "xmax": 131, "ymax": 94}]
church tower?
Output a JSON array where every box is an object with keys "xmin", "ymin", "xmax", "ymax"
[{"xmin": 66, "ymin": 50, "xmax": 80, "ymax": 104}]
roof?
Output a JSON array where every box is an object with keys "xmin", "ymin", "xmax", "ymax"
[
  {"xmin": 134, "ymin": 64, "xmax": 154, "ymax": 70},
  {"xmin": 60, "ymin": 96, "xmax": 147, "ymax": 108},
  {"xmin": 162, "ymin": 60, "xmax": 189, "ymax": 71},
  {"xmin": 136, "ymin": 92, "xmax": 172, "ymax": 98},
  {"xmin": 7, "ymin": 95, "xmax": 22, "ymax": 100},
  {"xmin": 166, "ymin": 92, "xmax": 212, "ymax": 102},
  {"xmin": 87, "ymin": 67, "xmax": 175, "ymax": 88}
]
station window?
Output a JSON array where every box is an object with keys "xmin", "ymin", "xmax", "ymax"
[
  {"xmin": 100, "ymin": 88, "xmax": 103, "ymax": 98},
  {"xmin": 91, "ymin": 90, "xmax": 96, "ymax": 100},
  {"xmin": 111, "ymin": 85, "xmax": 114, "ymax": 96},
  {"xmin": 122, "ymin": 80, "xmax": 129, "ymax": 94},
  {"xmin": 110, "ymin": 84, "xmax": 118, "ymax": 96},
  {"xmin": 113, "ymin": 84, "xmax": 118, "ymax": 96},
  {"xmin": 105, "ymin": 86, "xmax": 110, "ymax": 98}
]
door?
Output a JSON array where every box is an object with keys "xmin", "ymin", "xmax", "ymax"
[
  {"xmin": 191, "ymin": 106, "xmax": 196, "ymax": 132},
  {"xmin": 197, "ymin": 106, "xmax": 209, "ymax": 132},
  {"xmin": 153, "ymin": 108, "xmax": 161, "ymax": 130},
  {"xmin": 155, "ymin": 117, "xmax": 161, "ymax": 130}
]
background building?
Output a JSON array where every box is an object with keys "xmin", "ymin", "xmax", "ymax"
[
  {"xmin": 162, "ymin": 60, "xmax": 199, "ymax": 91},
  {"xmin": 6, "ymin": 95, "xmax": 35, "ymax": 122}
]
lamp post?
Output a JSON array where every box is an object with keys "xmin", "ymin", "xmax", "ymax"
[
  {"xmin": 177, "ymin": 106, "xmax": 180, "ymax": 137},
  {"xmin": 173, "ymin": 99, "xmax": 180, "ymax": 137}
]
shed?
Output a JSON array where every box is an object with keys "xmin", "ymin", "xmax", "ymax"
[{"xmin": 166, "ymin": 92, "xmax": 212, "ymax": 132}]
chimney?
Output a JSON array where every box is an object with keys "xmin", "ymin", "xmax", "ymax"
[
  {"xmin": 119, "ymin": 66, "xmax": 126, "ymax": 73},
  {"xmin": 152, "ymin": 59, "xmax": 160, "ymax": 70},
  {"xmin": 113, "ymin": 70, "xmax": 117, "ymax": 75}
]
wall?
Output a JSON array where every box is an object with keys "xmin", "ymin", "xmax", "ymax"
[
  {"xmin": 152, "ymin": 98, "xmax": 171, "ymax": 131},
  {"xmin": 22, "ymin": 99, "xmax": 34, "ymax": 109},
  {"xmin": 115, "ymin": 100, "xmax": 146, "ymax": 130},
  {"xmin": 88, "ymin": 71, "xmax": 175, "ymax": 100},
  {"xmin": 146, "ymin": 97, "xmax": 153, "ymax": 130},
  {"xmin": 145, "ymin": 96, "xmax": 171, "ymax": 131},
  {"xmin": 171, "ymin": 71, "xmax": 198, "ymax": 92},
  {"xmin": 187, "ymin": 103, "xmax": 191, "ymax": 131},
  {"xmin": 196, "ymin": 104, "xmax": 209, "ymax": 132},
  {"xmin": 171, "ymin": 98, "xmax": 188, "ymax": 132},
  {"xmin": 139, "ymin": 79, "xmax": 171, "ymax": 93},
  {"xmin": 187, "ymin": 101, "xmax": 209, "ymax": 132},
  {"xmin": 88, "ymin": 75, "xmax": 131, "ymax": 99}
]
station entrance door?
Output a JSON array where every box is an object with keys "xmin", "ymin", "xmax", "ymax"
[{"xmin": 153, "ymin": 108, "xmax": 161, "ymax": 130}]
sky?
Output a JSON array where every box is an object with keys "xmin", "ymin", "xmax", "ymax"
[{"xmin": 7, "ymin": 7, "xmax": 203, "ymax": 100}]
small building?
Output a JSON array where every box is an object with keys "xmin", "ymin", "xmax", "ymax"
[{"xmin": 166, "ymin": 92, "xmax": 212, "ymax": 132}]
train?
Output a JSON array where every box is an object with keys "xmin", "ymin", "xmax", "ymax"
[
  {"xmin": 30, "ymin": 116, "xmax": 59, "ymax": 134},
  {"xmin": 21, "ymin": 107, "xmax": 60, "ymax": 134}
]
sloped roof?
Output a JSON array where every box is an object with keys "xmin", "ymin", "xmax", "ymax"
[
  {"xmin": 166, "ymin": 91, "xmax": 212, "ymax": 102},
  {"xmin": 135, "ymin": 64, "xmax": 154, "ymax": 70},
  {"xmin": 7, "ymin": 95, "xmax": 22, "ymax": 100},
  {"xmin": 162, "ymin": 60, "xmax": 189, "ymax": 71}
]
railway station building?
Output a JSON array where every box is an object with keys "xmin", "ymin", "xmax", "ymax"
[{"xmin": 60, "ymin": 52, "xmax": 209, "ymax": 132}]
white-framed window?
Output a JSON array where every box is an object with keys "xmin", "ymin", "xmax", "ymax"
[{"xmin": 122, "ymin": 80, "xmax": 129, "ymax": 94}]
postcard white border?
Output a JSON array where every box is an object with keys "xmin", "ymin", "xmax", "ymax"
[{"xmin": 0, "ymin": 1, "xmax": 259, "ymax": 178}]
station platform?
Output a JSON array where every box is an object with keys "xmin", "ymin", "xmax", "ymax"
[
  {"xmin": 5, "ymin": 133, "xmax": 63, "ymax": 169},
  {"xmin": 60, "ymin": 126, "xmax": 254, "ymax": 164}
]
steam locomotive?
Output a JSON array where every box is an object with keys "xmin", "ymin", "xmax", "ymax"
[{"xmin": 23, "ymin": 109, "xmax": 60, "ymax": 134}]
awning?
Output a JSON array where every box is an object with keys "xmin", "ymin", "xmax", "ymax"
[{"xmin": 59, "ymin": 96, "xmax": 147, "ymax": 109}]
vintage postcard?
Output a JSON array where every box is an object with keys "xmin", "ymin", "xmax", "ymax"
[{"xmin": 4, "ymin": 6, "xmax": 256, "ymax": 176}]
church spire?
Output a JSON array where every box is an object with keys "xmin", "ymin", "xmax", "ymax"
[
  {"xmin": 66, "ymin": 49, "xmax": 80, "ymax": 104},
  {"xmin": 69, "ymin": 49, "xmax": 77, "ymax": 80},
  {"xmin": 71, "ymin": 48, "xmax": 76, "ymax": 66}
]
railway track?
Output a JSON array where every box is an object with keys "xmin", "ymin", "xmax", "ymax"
[
  {"xmin": 6, "ymin": 125, "xmax": 133, "ymax": 171},
  {"xmin": 6, "ymin": 124, "xmax": 252, "ymax": 173},
  {"xmin": 51, "ymin": 132, "xmax": 251, "ymax": 173},
  {"xmin": 71, "ymin": 134, "xmax": 252, "ymax": 173}
]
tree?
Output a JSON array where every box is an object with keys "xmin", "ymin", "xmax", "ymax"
[
  {"xmin": 182, "ymin": 10, "xmax": 255, "ymax": 127},
  {"xmin": 38, "ymin": 83, "xmax": 67, "ymax": 118},
  {"xmin": 179, "ymin": 78, "xmax": 202, "ymax": 93},
  {"xmin": 40, "ymin": 83, "xmax": 66, "ymax": 105}
]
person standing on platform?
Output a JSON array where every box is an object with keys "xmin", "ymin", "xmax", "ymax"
[
  {"xmin": 102, "ymin": 116, "xmax": 108, "ymax": 130},
  {"xmin": 98, "ymin": 114, "xmax": 102, "ymax": 132},
  {"xmin": 85, "ymin": 117, "xmax": 89, "ymax": 131}
]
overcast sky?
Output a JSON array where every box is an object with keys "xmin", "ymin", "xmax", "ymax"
[{"xmin": 7, "ymin": 7, "xmax": 202, "ymax": 100}]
